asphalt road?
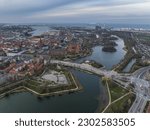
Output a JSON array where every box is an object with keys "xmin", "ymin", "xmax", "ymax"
[{"xmin": 50, "ymin": 60, "xmax": 150, "ymax": 113}]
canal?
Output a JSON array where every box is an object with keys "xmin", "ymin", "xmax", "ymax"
[
  {"xmin": 123, "ymin": 59, "xmax": 136, "ymax": 73},
  {"xmin": 0, "ymin": 36, "xmax": 126, "ymax": 112}
]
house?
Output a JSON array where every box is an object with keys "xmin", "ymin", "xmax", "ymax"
[
  {"xmin": 0, "ymin": 49, "xmax": 6, "ymax": 56},
  {"xmin": 67, "ymin": 43, "xmax": 81, "ymax": 54},
  {"xmin": 49, "ymin": 49, "xmax": 66, "ymax": 57}
]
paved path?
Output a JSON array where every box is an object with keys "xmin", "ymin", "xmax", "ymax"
[
  {"xmin": 128, "ymin": 95, "xmax": 147, "ymax": 113},
  {"xmin": 50, "ymin": 60, "xmax": 150, "ymax": 113}
]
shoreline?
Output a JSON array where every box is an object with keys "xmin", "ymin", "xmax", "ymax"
[
  {"xmin": 0, "ymin": 33, "xmax": 131, "ymax": 113},
  {"xmin": 0, "ymin": 72, "xmax": 83, "ymax": 99},
  {"xmin": 95, "ymin": 79, "xmax": 110, "ymax": 113}
]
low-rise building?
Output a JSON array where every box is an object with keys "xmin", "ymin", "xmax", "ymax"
[
  {"xmin": 67, "ymin": 43, "xmax": 81, "ymax": 54},
  {"xmin": 49, "ymin": 49, "xmax": 66, "ymax": 57}
]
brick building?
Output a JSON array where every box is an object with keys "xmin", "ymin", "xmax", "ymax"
[{"xmin": 67, "ymin": 43, "xmax": 81, "ymax": 54}]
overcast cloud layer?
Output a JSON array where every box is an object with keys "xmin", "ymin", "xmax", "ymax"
[{"xmin": 0, "ymin": 0, "xmax": 150, "ymax": 24}]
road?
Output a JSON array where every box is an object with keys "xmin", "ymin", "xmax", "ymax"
[
  {"xmin": 50, "ymin": 60, "xmax": 131, "ymax": 85},
  {"xmin": 129, "ymin": 66, "xmax": 150, "ymax": 113},
  {"xmin": 50, "ymin": 60, "xmax": 150, "ymax": 113},
  {"xmin": 133, "ymin": 66, "xmax": 150, "ymax": 79},
  {"xmin": 50, "ymin": 60, "xmax": 118, "ymax": 77},
  {"xmin": 128, "ymin": 95, "xmax": 147, "ymax": 113}
]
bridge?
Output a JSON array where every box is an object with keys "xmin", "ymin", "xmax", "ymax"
[
  {"xmin": 50, "ymin": 60, "xmax": 131, "ymax": 85},
  {"xmin": 50, "ymin": 60, "xmax": 150, "ymax": 113}
]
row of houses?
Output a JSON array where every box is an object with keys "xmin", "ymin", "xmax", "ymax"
[{"xmin": 1, "ymin": 56, "xmax": 44, "ymax": 78}]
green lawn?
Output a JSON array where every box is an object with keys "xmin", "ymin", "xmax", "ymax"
[
  {"xmin": 107, "ymin": 80, "xmax": 128, "ymax": 102},
  {"xmin": 22, "ymin": 69, "xmax": 79, "ymax": 94},
  {"xmin": 105, "ymin": 93, "xmax": 135, "ymax": 113},
  {"xmin": 27, "ymin": 79, "xmax": 41, "ymax": 86}
]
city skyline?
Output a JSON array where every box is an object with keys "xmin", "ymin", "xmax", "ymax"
[{"xmin": 0, "ymin": 0, "xmax": 150, "ymax": 24}]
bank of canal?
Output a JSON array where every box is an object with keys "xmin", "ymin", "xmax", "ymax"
[{"xmin": 0, "ymin": 37, "xmax": 126, "ymax": 112}]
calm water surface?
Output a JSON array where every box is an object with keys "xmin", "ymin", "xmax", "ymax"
[{"xmin": 0, "ymin": 35, "xmax": 126, "ymax": 112}]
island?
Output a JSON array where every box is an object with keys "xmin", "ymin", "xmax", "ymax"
[{"xmin": 102, "ymin": 46, "xmax": 117, "ymax": 52}]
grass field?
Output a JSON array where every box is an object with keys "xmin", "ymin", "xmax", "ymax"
[
  {"xmin": 107, "ymin": 80, "xmax": 128, "ymax": 102},
  {"xmin": 105, "ymin": 93, "xmax": 135, "ymax": 113}
]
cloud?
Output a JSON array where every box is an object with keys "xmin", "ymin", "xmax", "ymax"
[
  {"xmin": 0, "ymin": 0, "xmax": 148, "ymax": 14},
  {"xmin": 32, "ymin": 1, "xmax": 150, "ymax": 19},
  {"xmin": 0, "ymin": 0, "xmax": 150, "ymax": 24},
  {"xmin": 0, "ymin": 0, "xmax": 86, "ymax": 15}
]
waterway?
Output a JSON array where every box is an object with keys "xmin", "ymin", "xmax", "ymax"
[
  {"xmin": 123, "ymin": 59, "xmax": 136, "ymax": 73},
  {"xmin": 0, "ymin": 34, "xmax": 126, "ymax": 112},
  {"xmin": 31, "ymin": 25, "xmax": 58, "ymax": 36},
  {"xmin": 76, "ymin": 36, "xmax": 126, "ymax": 69}
]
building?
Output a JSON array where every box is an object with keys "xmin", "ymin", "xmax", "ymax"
[
  {"xmin": 49, "ymin": 49, "xmax": 66, "ymax": 57},
  {"xmin": 0, "ymin": 49, "xmax": 6, "ymax": 56},
  {"xmin": 0, "ymin": 74, "xmax": 16, "ymax": 85},
  {"xmin": 95, "ymin": 26, "xmax": 102, "ymax": 31},
  {"xmin": 67, "ymin": 43, "xmax": 81, "ymax": 54}
]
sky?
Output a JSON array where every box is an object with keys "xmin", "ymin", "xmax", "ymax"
[{"xmin": 0, "ymin": 0, "xmax": 150, "ymax": 24}]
